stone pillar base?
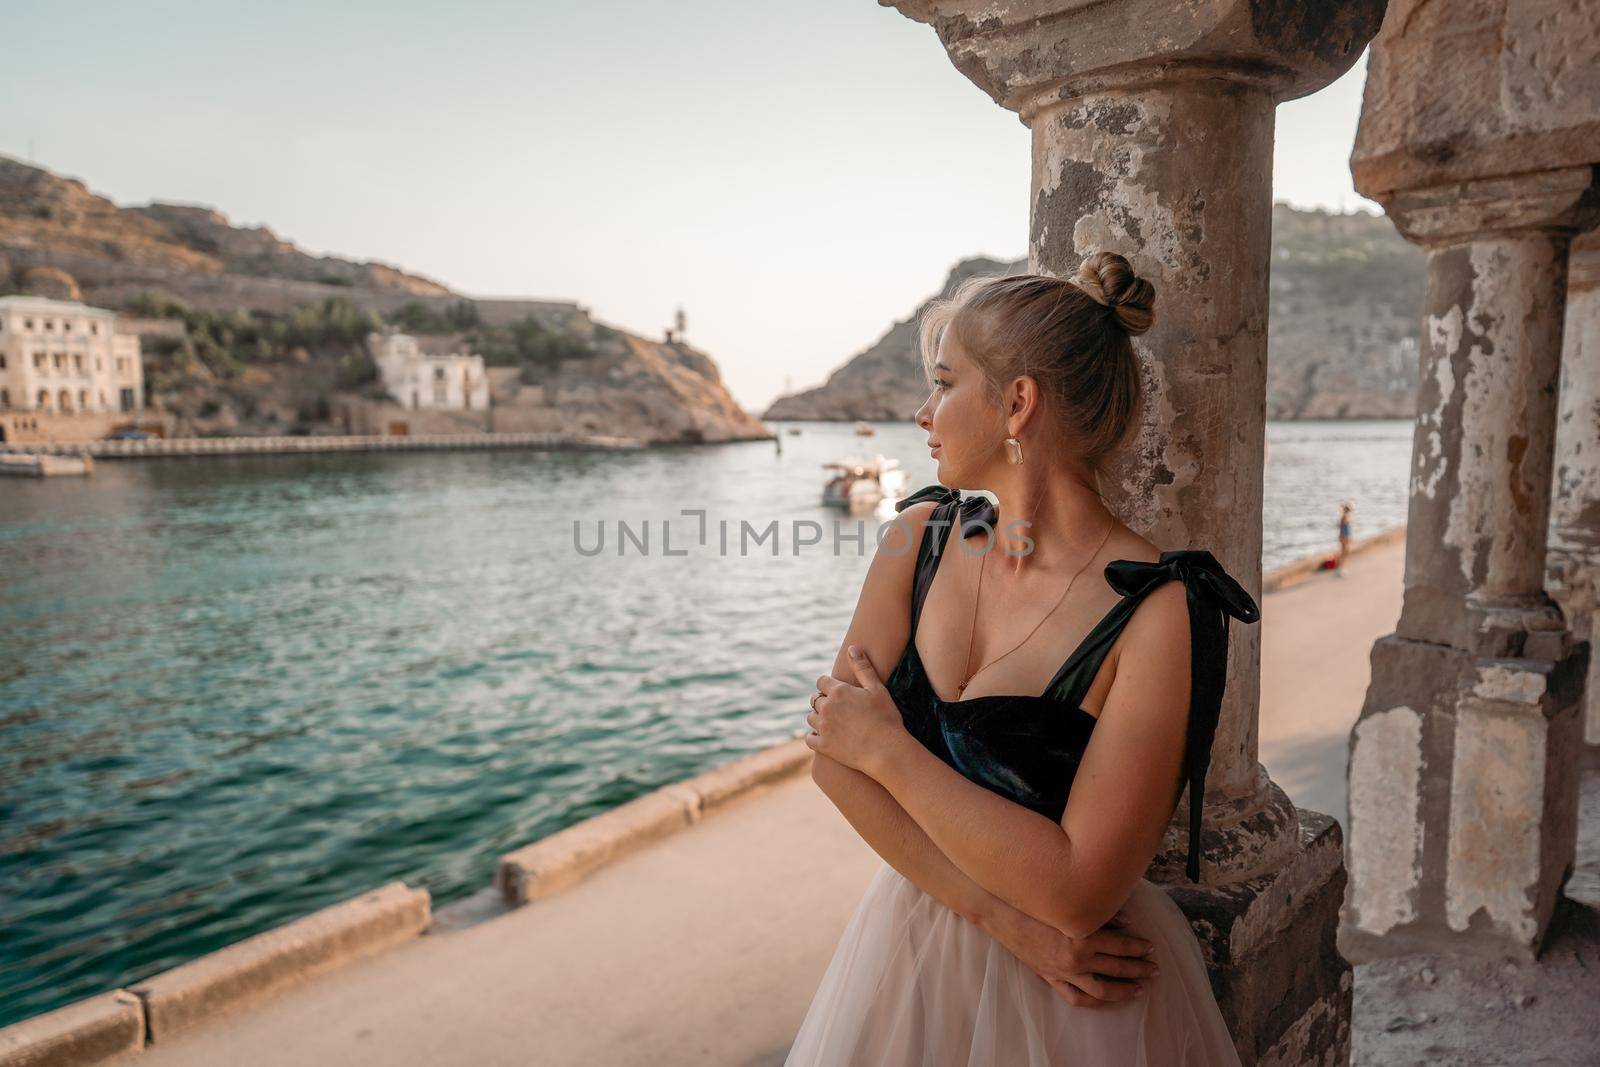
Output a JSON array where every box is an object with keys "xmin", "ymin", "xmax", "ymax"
[
  {"xmin": 1343, "ymin": 634, "xmax": 1588, "ymax": 963},
  {"xmin": 1167, "ymin": 810, "xmax": 1350, "ymax": 1067}
]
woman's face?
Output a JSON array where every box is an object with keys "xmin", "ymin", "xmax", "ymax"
[{"xmin": 913, "ymin": 329, "xmax": 999, "ymax": 484}]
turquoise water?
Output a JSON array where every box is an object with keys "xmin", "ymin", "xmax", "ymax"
[{"xmin": 0, "ymin": 418, "xmax": 1411, "ymax": 1027}]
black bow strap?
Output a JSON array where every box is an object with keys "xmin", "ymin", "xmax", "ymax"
[
  {"xmin": 1106, "ymin": 551, "xmax": 1260, "ymax": 882},
  {"xmin": 892, "ymin": 484, "xmax": 998, "ymax": 539}
]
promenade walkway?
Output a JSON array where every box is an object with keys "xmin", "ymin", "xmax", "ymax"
[
  {"xmin": 114, "ymin": 765, "xmax": 874, "ymax": 1067},
  {"xmin": 1258, "ymin": 538, "xmax": 1406, "ymax": 829},
  {"xmin": 103, "ymin": 536, "xmax": 1418, "ymax": 1066}
]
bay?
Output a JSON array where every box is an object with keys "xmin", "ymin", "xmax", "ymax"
[{"xmin": 0, "ymin": 417, "xmax": 1411, "ymax": 1026}]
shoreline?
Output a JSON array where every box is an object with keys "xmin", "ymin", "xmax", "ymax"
[
  {"xmin": 1261, "ymin": 524, "xmax": 1405, "ymax": 594},
  {"xmin": 0, "ymin": 427, "xmax": 784, "ymax": 461},
  {"xmin": 1, "ymin": 431, "xmax": 657, "ymax": 460}
]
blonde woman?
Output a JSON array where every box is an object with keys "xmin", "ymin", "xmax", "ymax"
[{"xmin": 789, "ymin": 253, "xmax": 1257, "ymax": 1066}]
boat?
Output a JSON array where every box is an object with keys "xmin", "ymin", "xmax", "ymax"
[
  {"xmin": 821, "ymin": 454, "xmax": 908, "ymax": 512},
  {"xmin": 854, "ymin": 421, "xmax": 876, "ymax": 436}
]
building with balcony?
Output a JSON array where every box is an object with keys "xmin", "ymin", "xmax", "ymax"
[{"xmin": 0, "ymin": 295, "xmax": 142, "ymax": 411}]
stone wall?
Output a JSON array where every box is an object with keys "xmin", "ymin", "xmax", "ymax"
[{"xmin": 0, "ymin": 409, "xmax": 170, "ymax": 445}]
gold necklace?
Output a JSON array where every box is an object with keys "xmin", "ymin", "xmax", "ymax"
[{"xmin": 953, "ymin": 515, "xmax": 1117, "ymax": 700}]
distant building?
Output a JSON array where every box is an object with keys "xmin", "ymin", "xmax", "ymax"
[
  {"xmin": 0, "ymin": 295, "xmax": 143, "ymax": 417},
  {"xmin": 371, "ymin": 331, "xmax": 490, "ymax": 412}
]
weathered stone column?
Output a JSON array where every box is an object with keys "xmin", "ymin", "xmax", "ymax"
[
  {"xmin": 1027, "ymin": 59, "xmax": 1285, "ymax": 872},
  {"xmin": 1547, "ymin": 233, "xmax": 1600, "ymax": 756},
  {"xmin": 1344, "ymin": 0, "xmax": 1600, "ymax": 963},
  {"xmin": 882, "ymin": 2, "xmax": 1383, "ymax": 1063}
]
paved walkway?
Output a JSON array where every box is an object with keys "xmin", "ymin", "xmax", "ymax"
[
  {"xmin": 119, "ymin": 537, "xmax": 1411, "ymax": 1066},
  {"xmin": 1258, "ymin": 541, "xmax": 1406, "ymax": 828},
  {"xmin": 114, "ymin": 773, "xmax": 879, "ymax": 1067}
]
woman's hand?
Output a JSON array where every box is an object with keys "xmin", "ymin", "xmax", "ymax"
[
  {"xmin": 988, "ymin": 899, "xmax": 1160, "ymax": 1008},
  {"xmin": 803, "ymin": 644, "xmax": 910, "ymax": 778}
]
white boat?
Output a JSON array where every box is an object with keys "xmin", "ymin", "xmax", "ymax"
[
  {"xmin": 853, "ymin": 421, "xmax": 876, "ymax": 436},
  {"xmin": 822, "ymin": 454, "xmax": 908, "ymax": 512}
]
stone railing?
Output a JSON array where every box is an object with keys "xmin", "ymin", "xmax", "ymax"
[{"xmin": 0, "ymin": 738, "xmax": 813, "ymax": 1067}]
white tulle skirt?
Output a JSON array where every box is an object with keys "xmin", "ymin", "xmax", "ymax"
[{"xmin": 784, "ymin": 860, "xmax": 1243, "ymax": 1066}]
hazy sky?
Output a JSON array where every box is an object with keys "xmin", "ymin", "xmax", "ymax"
[{"xmin": 4, "ymin": 0, "xmax": 1377, "ymax": 413}]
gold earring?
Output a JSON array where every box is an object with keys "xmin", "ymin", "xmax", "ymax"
[{"xmin": 1004, "ymin": 437, "xmax": 1024, "ymax": 465}]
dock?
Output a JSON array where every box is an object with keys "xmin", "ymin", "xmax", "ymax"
[{"xmin": 0, "ymin": 452, "xmax": 93, "ymax": 477}]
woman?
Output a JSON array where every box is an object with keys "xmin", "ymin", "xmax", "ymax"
[
  {"xmin": 1336, "ymin": 501, "xmax": 1355, "ymax": 576},
  {"xmin": 787, "ymin": 252, "xmax": 1259, "ymax": 1065}
]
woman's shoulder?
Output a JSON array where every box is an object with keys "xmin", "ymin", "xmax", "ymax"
[
  {"xmin": 872, "ymin": 484, "xmax": 949, "ymax": 561},
  {"xmin": 1119, "ymin": 572, "xmax": 1192, "ymax": 647}
]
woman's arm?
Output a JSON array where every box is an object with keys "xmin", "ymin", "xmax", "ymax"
[
  {"xmin": 810, "ymin": 500, "xmax": 1003, "ymax": 924},
  {"xmin": 813, "ymin": 753, "xmax": 1002, "ymax": 927},
  {"xmin": 807, "ymin": 501, "xmax": 1161, "ymax": 999},
  {"xmin": 814, "ymin": 748, "xmax": 1160, "ymax": 1005},
  {"xmin": 811, "ymin": 501, "xmax": 1036, "ymax": 931},
  {"xmin": 867, "ymin": 580, "xmax": 1195, "ymax": 940}
]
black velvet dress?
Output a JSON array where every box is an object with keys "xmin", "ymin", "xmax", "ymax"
[{"xmin": 786, "ymin": 484, "xmax": 1260, "ymax": 1066}]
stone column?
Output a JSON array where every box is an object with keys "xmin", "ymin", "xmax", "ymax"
[
  {"xmin": 1547, "ymin": 233, "xmax": 1600, "ymax": 757},
  {"xmin": 1029, "ymin": 67, "xmax": 1288, "ymax": 874},
  {"xmin": 1343, "ymin": 0, "xmax": 1600, "ymax": 963},
  {"xmin": 1345, "ymin": 171, "xmax": 1596, "ymax": 963},
  {"xmin": 883, "ymin": 2, "xmax": 1384, "ymax": 1063}
]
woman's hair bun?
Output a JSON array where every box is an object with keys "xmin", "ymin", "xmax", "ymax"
[{"xmin": 1072, "ymin": 251, "xmax": 1156, "ymax": 337}]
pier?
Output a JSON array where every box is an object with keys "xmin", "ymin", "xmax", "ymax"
[
  {"xmin": 0, "ymin": 453, "xmax": 93, "ymax": 477},
  {"xmin": 0, "ymin": 432, "xmax": 647, "ymax": 461}
]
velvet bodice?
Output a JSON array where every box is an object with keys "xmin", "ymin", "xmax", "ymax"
[{"xmin": 884, "ymin": 484, "xmax": 1261, "ymax": 882}]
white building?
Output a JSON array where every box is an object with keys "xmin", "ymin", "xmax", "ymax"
[
  {"xmin": 371, "ymin": 331, "xmax": 489, "ymax": 411},
  {"xmin": 0, "ymin": 295, "xmax": 143, "ymax": 416}
]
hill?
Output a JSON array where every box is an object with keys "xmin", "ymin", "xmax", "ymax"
[
  {"xmin": 0, "ymin": 157, "xmax": 768, "ymax": 443},
  {"xmin": 763, "ymin": 204, "xmax": 1426, "ymax": 422}
]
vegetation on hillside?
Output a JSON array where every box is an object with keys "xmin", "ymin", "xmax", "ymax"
[
  {"xmin": 387, "ymin": 300, "xmax": 481, "ymax": 334},
  {"xmin": 381, "ymin": 300, "xmax": 609, "ymax": 382},
  {"xmin": 124, "ymin": 293, "xmax": 615, "ymax": 403},
  {"xmin": 123, "ymin": 293, "xmax": 384, "ymax": 399},
  {"xmin": 1268, "ymin": 203, "xmax": 1426, "ymax": 314}
]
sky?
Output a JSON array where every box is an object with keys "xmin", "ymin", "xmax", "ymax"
[{"xmin": 3, "ymin": 0, "xmax": 1378, "ymax": 414}]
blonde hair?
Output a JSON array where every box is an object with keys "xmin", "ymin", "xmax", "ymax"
[{"xmin": 916, "ymin": 251, "xmax": 1153, "ymax": 474}]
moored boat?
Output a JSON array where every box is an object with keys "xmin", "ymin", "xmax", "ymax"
[{"xmin": 821, "ymin": 454, "xmax": 907, "ymax": 512}]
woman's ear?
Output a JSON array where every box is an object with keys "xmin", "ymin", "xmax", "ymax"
[{"xmin": 1006, "ymin": 375, "xmax": 1040, "ymax": 432}]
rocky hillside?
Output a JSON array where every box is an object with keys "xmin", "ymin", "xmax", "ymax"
[
  {"xmin": 764, "ymin": 255, "xmax": 1027, "ymax": 421},
  {"xmin": 0, "ymin": 157, "xmax": 450, "ymax": 300},
  {"xmin": 0, "ymin": 156, "xmax": 769, "ymax": 443},
  {"xmin": 1264, "ymin": 203, "xmax": 1425, "ymax": 418},
  {"xmin": 763, "ymin": 204, "xmax": 1426, "ymax": 422}
]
